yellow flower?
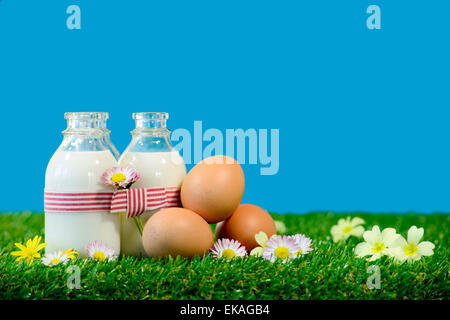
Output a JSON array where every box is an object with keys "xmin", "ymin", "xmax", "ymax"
[
  {"xmin": 63, "ymin": 248, "xmax": 79, "ymax": 260},
  {"xmin": 10, "ymin": 235, "xmax": 47, "ymax": 265}
]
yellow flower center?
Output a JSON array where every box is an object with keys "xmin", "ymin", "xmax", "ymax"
[
  {"xmin": 94, "ymin": 251, "xmax": 106, "ymax": 261},
  {"xmin": 50, "ymin": 258, "xmax": 60, "ymax": 265},
  {"xmin": 274, "ymin": 246, "xmax": 290, "ymax": 259},
  {"xmin": 403, "ymin": 242, "xmax": 418, "ymax": 256},
  {"xmin": 294, "ymin": 248, "xmax": 303, "ymax": 256},
  {"xmin": 111, "ymin": 173, "xmax": 126, "ymax": 183},
  {"xmin": 342, "ymin": 226, "xmax": 353, "ymax": 233},
  {"xmin": 371, "ymin": 242, "xmax": 385, "ymax": 253},
  {"xmin": 222, "ymin": 249, "xmax": 236, "ymax": 259}
]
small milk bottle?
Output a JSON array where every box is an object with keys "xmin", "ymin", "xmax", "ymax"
[
  {"xmin": 44, "ymin": 112, "xmax": 120, "ymax": 256},
  {"xmin": 118, "ymin": 112, "xmax": 186, "ymax": 256}
]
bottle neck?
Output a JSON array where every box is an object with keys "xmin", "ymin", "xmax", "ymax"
[
  {"xmin": 60, "ymin": 112, "xmax": 113, "ymax": 152},
  {"xmin": 131, "ymin": 112, "xmax": 170, "ymax": 136},
  {"xmin": 127, "ymin": 112, "xmax": 173, "ymax": 152}
]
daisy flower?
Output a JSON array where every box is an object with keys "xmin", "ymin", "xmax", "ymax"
[
  {"xmin": 291, "ymin": 234, "xmax": 313, "ymax": 257},
  {"xmin": 210, "ymin": 238, "xmax": 247, "ymax": 260},
  {"xmin": 10, "ymin": 235, "xmax": 47, "ymax": 265},
  {"xmin": 390, "ymin": 226, "xmax": 435, "ymax": 263},
  {"xmin": 354, "ymin": 225, "xmax": 400, "ymax": 261},
  {"xmin": 330, "ymin": 217, "xmax": 365, "ymax": 242},
  {"xmin": 250, "ymin": 231, "xmax": 270, "ymax": 257},
  {"xmin": 86, "ymin": 241, "xmax": 117, "ymax": 262},
  {"xmin": 42, "ymin": 251, "xmax": 70, "ymax": 267},
  {"xmin": 102, "ymin": 166, "xmax": 140, "ymax": 189},
  {"xmin": 263, "ymin": 235, "xmax": 300, "ymax": 263}
]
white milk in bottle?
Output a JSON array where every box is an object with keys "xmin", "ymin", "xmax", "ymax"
[
  {"xmin": 44, "ymin": 112, "xmax": 120, "ymax": 256},
  {"xmin": 118, "ymin": 112, "xmax": 186, "ymax": 256}
]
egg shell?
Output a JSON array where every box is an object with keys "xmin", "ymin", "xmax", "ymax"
[
  {"xmin": 180, "ymin": 155, "xmax": 245, "ymax": 224},
  {"xmin": 142, "ymin": 207, "xmax": 214, "ymax": 258},
  {"xmin": 215, "ymin": 204, "xmax": 277, "ymax": 251}
]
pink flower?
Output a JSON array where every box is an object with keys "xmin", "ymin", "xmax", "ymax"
[{"xmin": 102, "ymin": 166, "xmax": 140, "ymax": 189}]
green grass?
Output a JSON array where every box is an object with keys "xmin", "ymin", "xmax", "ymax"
[{"xmin": 0, "ymin": 211, "xmax": 448, "ymax": 300}]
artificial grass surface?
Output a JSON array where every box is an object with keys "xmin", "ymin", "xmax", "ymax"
[{"xmin": 0, "ymin": 211, "xmax": 448, "ymax": 300}]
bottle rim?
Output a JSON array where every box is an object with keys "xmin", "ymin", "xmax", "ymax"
[
  {"xmin": 132, "ymin": 112, "xmax": 169, "ymax": 121},
  {"xmin": 64, "ymin": 112, "xmax": 109, "ymax": 120}
]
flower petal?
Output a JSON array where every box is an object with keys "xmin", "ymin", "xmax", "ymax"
[
  {"xmin": 367, "ymin": 253, "xmax": 381, "ymax": 261},
  {"xmin": 386, "ymin": 246, "xmax": 404, "ymax": 259},
  {"xmin": 417, "ymin": 241, "xmax": 435, "ymax": 256},
  {"xmin": 14, "ymin": 243, "xmax": 27, "ymax": 251},
  {"xmin": 407, "ymin": 226, "xmax": 424, "ymax": 244},
  {"xmin": 250, "ymin": 247, "xmax": 264, "ymax": 257},
  {"xmin": 391, "ymin": 235, "xmax": 407, "ymax": 248},
  {"xmin": 349, "ymin": 226, "xmax": 365, "ymax": 238},
  {"xmin": 37, "ymin": 243, "xmax": 47, "ymax": 251},
  {"xmin": 10, "ymin": 251, "xmax": 24, "ymax": 256},
  {"xmin": 255, "ymin": 232, "xmax": 268, "ymax": 247},
  {"xmin": 381, "ymin": 228, "xmax": 399, "ymax": 247},
  {"xmin": 355, "ymin": 242, "xmax": 372, "ymax": 257},
  {"xmin": 351, "ymin": 217, "xmax": 365, "ymax": 227},
  {"xmin": 363, "ymin": 226, "xmax": 380, "ymax": 244}
]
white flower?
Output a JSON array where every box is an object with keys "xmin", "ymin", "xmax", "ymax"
[
  {"xmin": 291, "ymin": 234, "xmax": 313, "ymax": 257},
  {"xmin": 330, "ymin": 217, "xmax": 365, "ymax": 242},
  {"xmin": 210, "ymin": 238, "xmax": 247, "ymax": 260},
  {"xmin": 42, "ymin": 251, "xmax": 70, "ymax": 267},
  {"xmin": 390, "ymin": 226, "xmax": 435, "ymax": 263},
  {"xmin": 274, "ymin": 220, "xmax": 287, "ymax": 234},
  {"xmin": 249, "ymin": 231, "xmax": 269, "ymax": 257},
  {"xmin": 354, "ymin": 225, "xmax": 400, "ymax": 261},
  {"xmin": 263, "ymin": 235, "xmax": 300, "ymax": 263},
  {"xmin": 86, "ymin": 241, "xmax": 117, "ymax": 262}
]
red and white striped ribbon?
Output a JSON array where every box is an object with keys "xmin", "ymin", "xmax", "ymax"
[
  {"xmin": 110, "ymin": 187, "xmax": 181, "ymax": 218},
  {"xmin": 44, "ymin": 191, "xmax": 115, "ymax": 212},
  {"xmin": 44, "ymin": 187, "xmax": 180, "ymax": 217}
]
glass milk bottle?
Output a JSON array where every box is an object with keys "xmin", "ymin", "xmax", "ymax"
[
  {"xmin": 44, "ymin": 112, "xmax": 120, "ymax": 256},
  {"xmin": 118, "ymin": 112, "xmax": 186, "ymax": 256}
]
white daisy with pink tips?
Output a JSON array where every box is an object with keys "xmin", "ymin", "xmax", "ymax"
[
  {"xmin": 291, "ymin": 234, "xmax": 313, "ymax": 257},
  {"xmin": 86, "ymin": 240, "xmax": 117, "ymax": 262},
  {"xmin": 262, "ymin": 235, "xmax": 300, "ymax": 263},
  {"xmin": 210, "ymin": 238, "xmax": 247, "ymax": 260},
  {"xmin": 102, "ymin": 166, "xmax": 140, "ymax": 189}
]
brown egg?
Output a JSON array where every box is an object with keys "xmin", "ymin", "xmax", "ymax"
[
  {"xmin": 180, "ymin": 155, "xmax": 245, "ymax": 224},
  {"xmin": 142, "ymin": 207, "xmax": 214, "ymax": 258},
  {"xmin": 215, "ymin": 204, "xmax": 276, "ymax": 251}
]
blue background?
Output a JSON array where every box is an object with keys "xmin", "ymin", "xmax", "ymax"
[{"xmin": 0, "ymin": 1, "xmax": 448, "ymax": 214}]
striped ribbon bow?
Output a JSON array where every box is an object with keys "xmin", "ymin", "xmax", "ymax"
[{"xmin": 110, "ymin": 187, "xmax": 181, "ymax": 218}]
